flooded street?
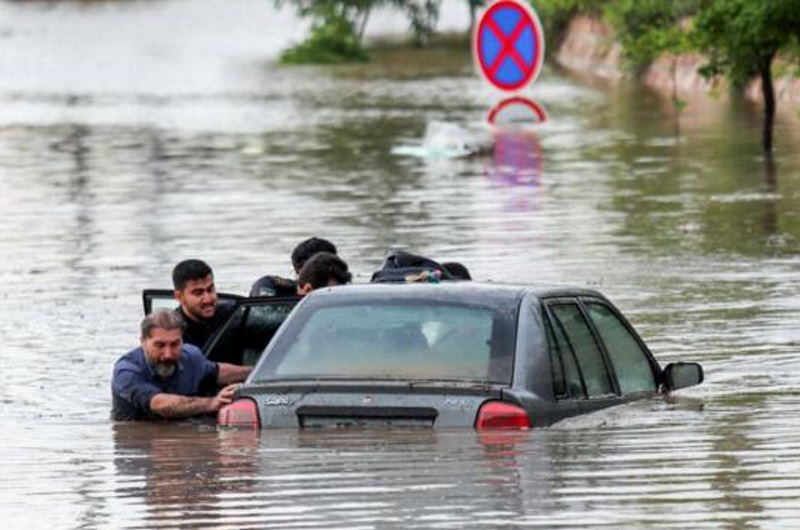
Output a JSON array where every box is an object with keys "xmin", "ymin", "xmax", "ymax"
[{"xmin": 2, "ymin": 0, "xmax": 800, "ymax": 527}]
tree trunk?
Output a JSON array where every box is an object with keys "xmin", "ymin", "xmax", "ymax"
[
  {"xmin": 759, "ymin": 54, "xmax": 776, "ymax": 153},
  {"xmin": 764, "ymin": 151, "xmax": 777, "ymax": 192},
  {"xmin": 671, "ymin": 56, "xmax": 681, "ymax": 138},
  {"xmin": 358, "ymin": 7, "xmax": 371, "ymax": 42},
  {"xmin": 468, "ymin": 1, "xmax": 476, "ymax": 34}
]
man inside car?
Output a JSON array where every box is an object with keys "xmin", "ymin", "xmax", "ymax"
[
  {"xmin": 250, "ymin": 236, "xmax": 338, "ymax": 297},
  {"xmin": 112, "ymin": 310, "xmax": 252, "ymax": 421},
  {"xmin": 172, "ymin": 259, "xmax": 233, "ymax": 350}
]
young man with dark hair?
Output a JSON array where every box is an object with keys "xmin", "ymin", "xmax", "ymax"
[
  {"xmin": 111, "ymin": 310, "xmax": 251, "ymax": 421},
  {"xmin": 296, "ymin": 252, "xmax": 352, "ymax": 295},
  {"xmin": 172, "ymin": 259, "xmax": 233, "ymax": 350},
  {"xmin": 249, "ymin": 237, "xmax": 338, "ymax": 297},
  {"xmin": 291, "ymin": 237, "xmax": 337, "ymax": 273}
]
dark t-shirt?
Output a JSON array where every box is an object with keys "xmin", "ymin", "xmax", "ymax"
[
  {"xmin": 177, "ymin": 305, "xmax": 234, "ymax": 351},
  {"xmin": 249, "ymin": 275, "xmax": 297, "ymax": 297},
  {"xmin": 111, "ymin": 345, "xmax": 219, "ymax": 421}
]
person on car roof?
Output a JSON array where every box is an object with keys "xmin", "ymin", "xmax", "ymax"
[
  {"xmin": 172, "ymin": 259, "xmax": 233, "ymax": 350},
  {"xmin": 249, "ymin": 237, "xmax": 338, "ymax": 297},
  {"xmin": 296, "ymin": 252, "xmax": 352, "ymax": 295},
  {"xmin": 111, "ymin": 310, "xmax": 251, "ymax": 421}
]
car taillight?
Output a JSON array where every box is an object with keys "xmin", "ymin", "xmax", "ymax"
[
  {"xmin": 475, "ymin": 401, "xmax": 531, "ymax": 430},
  {"xmin": 217, "ymin": 398, "xmax": 260, "ymax": 429}
]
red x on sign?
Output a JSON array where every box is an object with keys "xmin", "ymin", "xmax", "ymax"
[
  {"xmin": 474, "ymin": 0, "xmax": 545, "ymax": 92},
  {"xmin": 484, "ymin": 14, "xmax": 529, "ymax": 77}
]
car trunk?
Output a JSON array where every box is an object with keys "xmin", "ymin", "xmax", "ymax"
[{"xmin": 239, "ymin": 380, "xmax": 507, "ymax": 428}]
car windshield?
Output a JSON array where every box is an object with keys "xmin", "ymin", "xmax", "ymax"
[{"xmin": 254, "ymin": 300, "xmax": 516, "ymax": 384}]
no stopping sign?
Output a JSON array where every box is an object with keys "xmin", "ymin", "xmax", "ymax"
[{"xmin": 473, "ymin": 0, "xmax": 545, "ymax": 92}]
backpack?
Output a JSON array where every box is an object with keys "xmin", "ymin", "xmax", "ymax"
[{"xmin": 370, "ymin": 250, "xmax": 455, "ymax": 283}]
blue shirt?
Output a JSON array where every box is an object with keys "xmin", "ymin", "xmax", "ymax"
[{"xmin": 111, "ymin": 344, "xmax": 219, "ymax": 421}]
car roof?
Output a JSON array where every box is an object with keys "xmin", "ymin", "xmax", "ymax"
[{"xmin": 307, "ymin": 281, "xmax": 607, "ymax": 304}]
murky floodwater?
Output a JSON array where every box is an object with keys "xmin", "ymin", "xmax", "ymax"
[{"xmin": 2, "ymin": 0, "xmax": 800, "ymax": 527}]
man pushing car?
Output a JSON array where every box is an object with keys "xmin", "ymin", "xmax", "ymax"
[{"xmin": 111, "ymin": 310, "xmax": 251, "ymax": 421}]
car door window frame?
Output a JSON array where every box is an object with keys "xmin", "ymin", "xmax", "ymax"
[
  {"xmin": 543, "ymin": 298, "xmax": 619, "ymax": 399},
  {"xmin": 142, "ymin": 289, "xmax": 244, "ymax": 315},
  {"xmin": 204, "ymin": 296, "xmax": 302, "ymax": 365},
  {"xmin": 543, "ymin": 309, "xmax": 586, "ymax": 399},
  {"xmin": 578, "ymin": 296, "xmax": 660, "ymax": 393},
  {"xmin": 544, "ymin": 313, "xmax": 567, "ymax": 398}
]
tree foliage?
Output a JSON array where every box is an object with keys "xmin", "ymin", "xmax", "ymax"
[
  {"xmin": 605, "ymin": 0, "xmax": 697, "ymax": 70},
  {"xmin": 534, "ymin": 0, "xmax": 610, "ymax": 46},
  {"xmin": 277, "ymin": 0, "xmax": 444, "ymax": 64},
  {"xmin": 692, "ymin": 0, "xmax": 800, "ymax": 151},
  {"xmin": 533, "ymin": 0, "xmax": 800, "ymax": 152},
  {"xmin": 280, "ymin": 6, "xmax": 369, "ymax": 64},
  {"xmin": 693, "ymin": 0, "xmax": 800, "ymax": 86},
  {"xmin": 401, "ymin": 0, "xmax": 442, "ymax": 46}
]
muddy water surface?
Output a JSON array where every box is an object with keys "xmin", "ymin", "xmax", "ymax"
[{"xmin": 2, "ymin": 0, "xmax": 800, "ymax": 527}]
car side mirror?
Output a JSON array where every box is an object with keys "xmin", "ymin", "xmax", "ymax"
[{"xmin": 662, "ymin": 362, "xmax": 703, "ymax": 391}]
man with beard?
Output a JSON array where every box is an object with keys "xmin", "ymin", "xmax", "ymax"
[
  {"xmin": 111, "ymin": 310, "xmax": 251, "ymax": 421},
  {"xmin": 173, "ymin": 259, "xmax": 233, "ymax": 350}
]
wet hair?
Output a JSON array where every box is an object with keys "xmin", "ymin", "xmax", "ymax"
[
  {"xmin": 172, "ymin": 259, "xmax": 213, "ymax": 290},
  {"xmin": 291, "ymin": 237, "xmax": 337, "ymax": 273},
  {"xmin": 297, "ymin": 252, "xmax": 352, "ymax": 290},
  {"xmin": 140, "ymin": 309, "xmax": 186, "ymax": 340},
  {"xmin": 441, "ymin": 262, "xmax": 472, "ymax": 280}
]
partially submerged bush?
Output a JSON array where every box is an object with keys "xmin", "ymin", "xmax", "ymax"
[
  {"xmin": 277, "ymin": 0, "xmax": 442, "ymax": 64},
  {"xmin": 280, "ymin": 11, "xmax": 369, "ymax": 64}
]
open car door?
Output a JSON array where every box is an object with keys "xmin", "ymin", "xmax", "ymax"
[
  {"xmin": 142, "ymin": 289, "xmax": 244, "ymax": 316},
  {"xmin": 204, "ymin": 296, "xmax": 301, "ymax": 366}
]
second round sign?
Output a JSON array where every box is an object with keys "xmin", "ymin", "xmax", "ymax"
[{"xmin": 474, "ymin": 0, "xmax": 545, "ymax": 92}]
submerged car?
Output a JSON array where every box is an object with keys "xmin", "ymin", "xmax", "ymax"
[{"xmin": 212, "ymin": 282, "xmax": 703, "ymax": 430}]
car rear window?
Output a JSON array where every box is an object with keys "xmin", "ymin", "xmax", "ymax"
[{"xmin": 254, "ymin": 301, "xmax": 516, "ymax": 384}]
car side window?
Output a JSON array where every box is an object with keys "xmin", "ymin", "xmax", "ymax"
[
  {"xmin": 550, "ymin": 304, "xmax": 614, "ymax": 397},
  {"xmin": 544, "ymin": 316, "xmax": 567, "ymax": 398},
  {"xmin": 586, "ymin": 302, "xmax": 656, "ymax": 394},
  {"xmin": 545, "ymin": 313, "xmax": 585, "ymax": 399}
]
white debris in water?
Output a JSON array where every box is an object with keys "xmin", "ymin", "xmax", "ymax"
[{"xmin": 392, "ymin": 121, "xmax": 494, "ymax": 160}]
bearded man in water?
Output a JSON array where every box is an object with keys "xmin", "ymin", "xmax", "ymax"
[{"xmin": 111, "ymin": 310, "xmax": 250, "ymax": 421}]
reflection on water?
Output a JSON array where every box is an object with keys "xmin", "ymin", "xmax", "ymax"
[
  {"xmin": 112, "ymin": 423, "xmax": 261, "ymax": 527},
  {"xmin": 487, "ymin": 128, "xmax": 544, "ymax": 213},
  {"xmin": 2, "ymin": 0, "xmax": 800, "ymax": 527},
  {"xmin": 489, "ymin": 129, "xmax": 544, "ymax": 187},
  {"xmin": 107, "ymin": 425, "xmax": 560, "ymax": 528}
]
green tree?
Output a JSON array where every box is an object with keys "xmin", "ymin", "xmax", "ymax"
[
  {"xmin": 402, "ymin": 0, "xmax": 442, "ymax": 46},
  {"xmin": 280, "ymin": 9, "xmax": 369, "ymax": 64},
  {"xmin": 276, "ymin": 0, "xmax": 372, "ymax": 63},
  {"xmin": 605, "ymin": 0, "xmax": 697, "ymax": 71},
  {"xmin": 693, "ymin": 0, "xmax": 800, "ymax": 152},
  {"xmin": 277, "ymin": 0, "xmax": 444, "ymax": 63}
]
